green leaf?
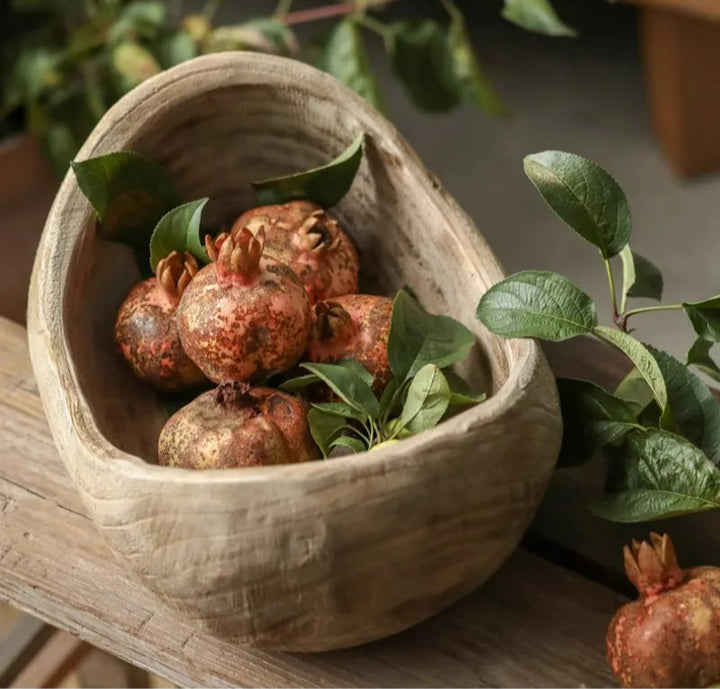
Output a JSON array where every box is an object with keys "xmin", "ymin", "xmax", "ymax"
[
  {"xmin": 8, "ymin": 47, "xmax": 63, "ymax": 102},
  {"xmin": 336, "ymin": 359, "xmax": 374, "ymax": 388},
  {"xmin": 388, "ymin": 290, "xmax": 475, "ymax": 381},
  {"xmin": 148, "ymin": 198, "xmax": 210, "ymax": 271},
  {"xmin": 619, "ymin": 246, "xmax": 663, "ymax": 312},
  {"xmin": 312, "ymin": 401, "xmax": 367, "ymax": 423},
  {"xmin": 155, "ymin": 31, "xmax": 198, "ymax": 68},
  {"xmin": 648, "ymin": 345, "xmax": 720, "ymax": 465},
  {"xmin": 687, "ymin": 338, "xmax": 720, "ymax": 384},
  {"xmin": 378, "ymin": 378, "xmax": 400, "ymax": 417},
  {"xmin": 71, "ymin": 151, "xmax": 181, "ymax": 248},
  {"xmin": 556, "ymin": 378, "xmax": 639, "ymax": 467},
  {"xmin": 278, "ymin": 373, "xmax": 319, "ymax": 393},
  {"xmin": 388, "ymin": 16, "xmax": 508, "ymax": 117},
  {"xmin": 109, "ymin": 1, "xmax": 166, "ymax": 43},
  {"xmin": 443, "ymin": 371, "xmax": 485, "ymax": 402},
  {"xmin": 523, "ymin": 151, "xmax": 631, "ymax": 258},
  {"xmin": 330, "ymin": 435, "xmax": 366, "ymax": 454},
  {"xmin": 320, "ymin": 19, "xmax": 384, "ymax": 112},
  {"xmin": 252, "ymin": 133, "xmax": 364, "ymax": 208},
  {"xmin": 203, "ymin": 18, "xmax": 299, "ymax": 55},
  {"xmin": 446, "ymin": 12, "xmax": 510, "ymax": 117},
  {"xmin": 592, "ymin": 429, "xmax": 720, "ymax": 522},
  {"xmin": 614, "ymin": 367, "xmax": 654, "ymax": 416},
  {"xmin": 592, "ymin": 326, "xmax": 670, "ymax": 428},
  {"xmin": 684, "ymin": 295, "xmax": 720, "ymax": 342},
  {"xmin": 502, "ymin": 0, "xmax": 577, "ymax": 37},
  {"xmin": 112, "ymin": 42, "xmax": 162, "ymax": 93},
  {"xmin": 300, "ymin": 362, "xmax": 379, "ymax": 418},
  {"xmin": 400, "ymin": 365, "xmax": 451, "ymax": 433},
  {"xmin": 308, "ymin": 407, "xmax": 344, "ymax": 458},
  {"xmin": 477, "ymin": 271, "xmax": 597, "ymax": 341},
  {"xmin": 389, "ymin": 19, "xmax": 458, "ymax": 113},
  {"xmin": 43, "ymin": 123, "xmax": 78, "ymax": 177}
]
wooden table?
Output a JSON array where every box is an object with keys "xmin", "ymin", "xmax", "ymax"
[{"xmin": 1, "ymin": 314, "xmax": 679, "ymax": 687}]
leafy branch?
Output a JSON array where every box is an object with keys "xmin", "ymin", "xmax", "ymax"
[
  {"xmin": 281, "ymin": 289, "xmax": 484, "ymax": 456},
  {"xmin": 477, "ymin": 149, "xmax": 720, "ymax": 523},
  {"xmin": 1, "ymin": 0, "xmax": 575, "ymax": 175}
]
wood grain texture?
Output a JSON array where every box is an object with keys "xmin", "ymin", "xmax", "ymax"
[
  {"xmin": 639, "ymin": 6, "xmax": 720, "ymax": 177},
  {"xmin": 627, "ymin": 0, "xmax": 720, "ymax": 21},
  {"xmin": 0, "ymin": 316, "xmax": 617, "ymax": 686},
  {"xmin": 26, "ymin": 53, "xmax": 562, "ymax": 650}
]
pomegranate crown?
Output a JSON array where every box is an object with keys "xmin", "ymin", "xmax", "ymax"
[
  {"xmin": 156, "ymin": 251, "xmax": 199, "ymax": 302},
  {"xmin": 623, "ymin": 532, "xmax": 684, "ymax": 598},
  {"xmin": 314, "ymin": 301, "xmax": 355, "ymax": 342},
  {"xmin": 205, "ymin": 226, "xmax": 265, "ymax": 285},
  {"xmin": 293, "ymin": 210, "xmax": 342, "ymax": 255},
  {"xmin": 215, "ymin": 381, "xmax": 253, "ymax": 407}
]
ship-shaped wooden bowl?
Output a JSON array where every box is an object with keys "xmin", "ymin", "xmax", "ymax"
[{"xmin": 27, "ymin": 53, "xmax": 562, "ymax": 652}]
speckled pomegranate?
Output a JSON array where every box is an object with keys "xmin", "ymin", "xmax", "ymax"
[
  {"xmin": 176, "ymin": 226, "xmax": 311, "ymax": 383},
  {"xmin": 234, "ymin": 201, "xmax": 359, "ymax": 303},
  {"xmin": 114, "ymin": 251, "xmax": 205, "ymax": 392},
  {"xmin": 308, "ymin": 294, "xmax": 392, "ymax": 393},
  {"xmin": 607, "ymin": 532, "xmax": 720, "ymax": 688},
  {"xmin": 158, "ymin": 381, "xmax": 318, "ymax": 468}
]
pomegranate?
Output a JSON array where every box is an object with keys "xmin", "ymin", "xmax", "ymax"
[
  {"xmin": 114, "ymin": 251, "xmax": 205, "ymax": 392},
  {"xmin": 233, "ymin": 201, "xmax": 359, "ymax": 303},
  {"xmin": 158, "ymin": 381, "xmax": 318, "ymax": 468},
  {"xmin": 176, "ymin": 226, "xmax": 311, "ymax": 383},
  {"xmin": 308, "ymin": 294, "xmax": 393, "ymax": 393},
  {"xmin": 607, "ymin": 532, "xmax": 720, "ymax": 688}
]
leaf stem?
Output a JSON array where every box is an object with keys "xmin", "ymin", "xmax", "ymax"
[
  {"xmin": 274, "ymin": 0, "xmax": 294, "ymax": 17},
  {"xmin": 355, "ymin": 13, "xmax": 392, "ymax": 44},
  {"xmin": 604, "ymin": 256, "xmax": 620, "ymax": 327},
  {"xmin": 623, "ymin": 303, "xmax": 683, "ymax": 324},
  {"xmin": 438, "ymin": 0, "xmax": 462, "ymax": 20},
  {"xmin": 202, "ymin": 0, "xmax": 224, "ymax": 20},
  {"xmin": 282, "ymin": 0, "xmax": 402, "ymax": 26}
]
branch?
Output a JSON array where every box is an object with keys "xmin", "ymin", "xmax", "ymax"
[{"xmin": 282, "ymin": 0, "xmax": 403, "ymax": 26}]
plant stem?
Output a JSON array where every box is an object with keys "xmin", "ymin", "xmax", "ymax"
[
  {"xmin": 604, "ymin": 256, "xmax": 620, "ymax": 326},
  {"xmin": 624, "ymin": 303, "xmax": 683, "ymax": 322},
  {"xmin": 202, "ymin": 0, "xmax": 224, "ymax": 21},
  {"xmin": 274, "ymin": 0, "xmax": 294, "ymax": 17},
  {"xmin": 355, "ymin": 13, "xmax": 391, "ymax": 43},
  {"xmin": 282, "ymin": 0, "xmax": 402, "ymax": 26},
  {"xmin": 438, "ymin": 0, "xmax": 461, "ymax": 20}
]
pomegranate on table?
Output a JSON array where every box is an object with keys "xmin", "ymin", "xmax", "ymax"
[
  {"xmin": 308, "ymin": 294, "xmax": 393, "ymax": 394},
  {"xmin": 158, "ymin": 381, "xmax": 318, "ymax": 468},
  {"xmin": 114, "ymin": 251, "xmax": 206, "ymax": 392},
  {"xmin": 234, "ymin": 200, "xmax": 359, "ymax": 303},
  {"xmin": 176, "ymin": 226, "xmax": 311, "ymax": 383},
  {"xmin": 607, "ymin": 532, "xmax": 720, "ymax": 688}
]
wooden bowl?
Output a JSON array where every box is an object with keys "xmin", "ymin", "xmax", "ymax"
[{"xmin": 27, "ymin": 53, "xmax": 562, "ymax": 652}]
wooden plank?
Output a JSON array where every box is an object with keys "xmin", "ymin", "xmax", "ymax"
[
  {"xmin": 0, "ymin": 615, "xmax": 54, "ymax": 686},
  {"xmin": 0, "ymin": 315, "xmax": 618, "ymax": 686},
  {"xmin": 9, "ymin": 630, "xmax": 89, "ymax": 688},
  {"xmin": 627, "ymin": 0, "xmax": 720, "ymax": 22},
  {"xmin": 536, "ymin": 338, "xmax": 720, "ymax": 588},
  {"xmin": 638, "ymin": 6, "xmax": 720, "ymax": 177}
]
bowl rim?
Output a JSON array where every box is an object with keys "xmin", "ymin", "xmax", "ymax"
[{"xmin": 29, "ymin": 52, "xmax": 556, "ymax": 488}]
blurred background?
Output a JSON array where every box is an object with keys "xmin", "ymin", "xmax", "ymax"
[{"xmin": 1, "ymin": 0, "xmax": 719, "ymax": 684}]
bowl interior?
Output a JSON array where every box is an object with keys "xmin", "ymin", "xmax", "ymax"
[{"xmin": 62, "ymin": 61, "xmax": 510, "ymax": 464}]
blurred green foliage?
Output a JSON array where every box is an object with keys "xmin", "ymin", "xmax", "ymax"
[{"xmin": 0, "ymin": 0, "xmax": 573, "ymax": 176}]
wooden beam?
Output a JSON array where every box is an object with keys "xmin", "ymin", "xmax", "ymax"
[
  {"xmin": 628, "ymin": 0, "xmax": 720, "ymax": 22},
  {"xmin": 639, "ymin": 6, "xmax": 720, "ymax": 177},
  {"xmin": 9, "ymin": 630, "xmax": 89, "ymax": 688},
  {"xmin": 0, "ymin": 616, "xmax": 55, "ymax": 686}
]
